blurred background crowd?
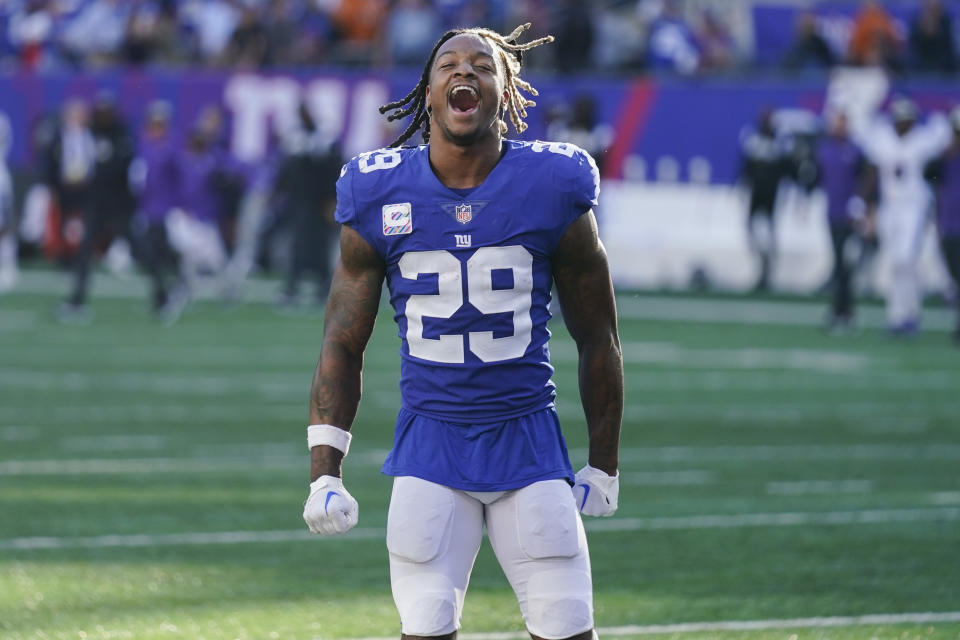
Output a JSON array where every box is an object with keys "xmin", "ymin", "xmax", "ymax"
[
  {"xmin": 0, "ymin": 0, "xmax": 959, "ymax": 340},
  {"xmin": 1, "ymin": 0, "xmax": 957, "ymax": 75}
]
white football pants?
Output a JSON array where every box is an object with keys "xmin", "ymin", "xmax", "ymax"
[
  {"xmin": 878, "ymin": 197, "xmax": 929, "ymax": 326},
  {"xmin": 387, "ymin": 476, "xmax": 594, "ymax": 639}
]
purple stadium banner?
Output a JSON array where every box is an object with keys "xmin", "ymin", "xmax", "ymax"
[{"xmin": 1, "ymin": 69, "xmax": 959, "ymax": 185}]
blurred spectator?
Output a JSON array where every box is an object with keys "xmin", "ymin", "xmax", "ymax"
[
  {"xmin": 385, "ymin": 0, "xmax": 440, "ymax": 67},
  {"xmin": 925, "ymin": 106, "xmax": 960, "ymax": 342},
  {"xmin": 0, "ymin": 111, "xmax": 15, "ymax": 293},
  {"xmin": 331, "ymin": 0, "xmax": 387, "ymax": 65},
  {"xmin": 7, "ymin": 0, "xmax": 56, "ymax": 70},
  {"xmin": 274, "ymin": 102, "xmax": 341, "ymax": 306},
  {"xmin": 645, "ymin": 0, "xmax": 701, "ymax": 74},
  {"xmin": 122, "ymin": 1, "xmax": 181, "ymax": 66},
  {"xmin": 180, "ymin": 0, "xmax": 240, "ymax": 63},
  {"xmin": 909, "ymin": 0, "xmax": 957, "ymax": 74},
  {"xmin": 223, "ymin": 6, "xmax": 269, "ymax": 68},
  {"xmin": 60, "ymin": 0, "xmax": 131, "ymax": 67},
  {"xmin": 848, "ymin": 0, "xmax": 903, "ymax": 71},
  {"xmin": 739, "ymin": 107, "xmax": 791, "ymax": 292},
  {"xmin": 131, "ymin": 100, "xmax": 183, "ymax": 318},
  {"xmin": 63, "ymin": 92, "xmax": 136, "ymax": 312},
  {"xmin": 695, "ymin": 8, "xmax": 735, "ymax": 72},
  {"xmin": 814, "ymin": 111, "xmax": 870, "ymax": 332},
  {"xmin": 552, "ymin": 0, "xmax": 594, "ymax": 73},
  {"xmin": 783, "ymin": 10, "xmax": 835, "ymax": 71},
  {"xmin": 593, "ymin": 3, "xmax": 644, "ymax": 71}
]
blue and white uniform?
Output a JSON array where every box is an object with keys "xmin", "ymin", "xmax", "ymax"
[{"xmin": 335, "ymin": 139, "xmax": 599, "ymax": 491}]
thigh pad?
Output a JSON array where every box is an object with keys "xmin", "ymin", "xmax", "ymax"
[
  {"xmin": 387, "ymin": 476, "xmax": 455, "ymax": 564},
  {"xmin": 516, "ymin": 480, "xmax": 582, "ymax": 559}
]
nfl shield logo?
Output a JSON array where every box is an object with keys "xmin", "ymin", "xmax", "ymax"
[{"xmin": 455, "ymin": 203, "xmax": 472, "ymax": 224}]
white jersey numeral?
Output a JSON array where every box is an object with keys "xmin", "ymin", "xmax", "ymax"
[
  {"xmin": 358, "ymin": 149, "xmax": 402, "ymax": 173},
  {"xmin": 531, "ymin": 141, "xmax": 576, "ymax": 157},
  {"xmin": 466, "ymin": 246, "xmax": 533, "ymax": 362},
  {"xmin": 399, "ymin": 250, "xmax": 464, "ymax": 363},
  {"xmin": 400, "ymin": 246, "xmax": 534, "ymax": 364}
]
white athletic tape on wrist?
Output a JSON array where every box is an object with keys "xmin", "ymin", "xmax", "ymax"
[{"xmin": 306, "ymin": 424, "xmax": 352, "ymax": 456}]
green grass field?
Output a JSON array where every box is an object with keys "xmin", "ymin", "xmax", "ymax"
[{"xmin": 1, "ymin": 271, "xmax": 959, "ymax": 640}]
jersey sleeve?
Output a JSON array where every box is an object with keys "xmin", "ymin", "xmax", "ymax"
[
  {"xmin": 566, "ymin": 145, "xmax": 601, "ymax": 215},
  {"xmin": 333, "ymin": 157, "xmax": 358, "ymax": 227}
]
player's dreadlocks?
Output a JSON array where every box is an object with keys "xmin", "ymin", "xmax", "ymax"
[{"xmin": 379, "ymin": 23, "xmax": 554, "ymax": 147}]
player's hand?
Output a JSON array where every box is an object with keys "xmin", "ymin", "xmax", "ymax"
[
  {"xmin": 572, "ymin": 465, "xmax": 619, "ymax": 517},
  {"xmin": 303, "ymin": 475, "xmax": 359, "ymax": 535}
]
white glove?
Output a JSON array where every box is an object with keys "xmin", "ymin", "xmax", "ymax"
[
  {"xmin": 303, "ymin": 475, "xmax": 359, "ymax": 535},
  {"xmin": 572, "ymin": 465, "xmax": 619, "ymax": 517}
]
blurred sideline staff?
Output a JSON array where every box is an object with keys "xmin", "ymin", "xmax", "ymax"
[
  {"xmin": 812, "ymin": 110, "xmax": 875, "ymax": 332},
  {"xmin": 130, "ymin": 100, "xmax": 183, "ymax": 318},
  {"xmin": 273, "ymin": 101, "xmax": 342, "ymax": 306},
  {"xmin": 61, "ymin": 92, "xmax": 136, "ymax": 318},
  {"xmin": 738, "ymin": 107, "xmax": 792, "ymax": 292},
  {"xmin": 924, "ymin": 106, "xmax": 960, "ymax": 343}
]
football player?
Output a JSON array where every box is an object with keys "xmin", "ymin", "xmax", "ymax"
[
  {"xmin": 852, "ymin": 96, "xmax": 952, "ymax": 335},
  {"xmin": 302, "ymin": 23, "xmax": 623, "ymax": 640}
]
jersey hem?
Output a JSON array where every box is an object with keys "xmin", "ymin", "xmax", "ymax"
[
  {"xmin": 398, "ymin": 400, "xmax": 557, "ymax": 425},
  {"xmin": 380, "ymin": 466, "xmax": 575, "ymax": 492}
]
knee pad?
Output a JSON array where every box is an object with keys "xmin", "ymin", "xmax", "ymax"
[
  {"xmin": 387, "ymin": 477, "xmax": 455, "ymax": 563},
  {"xmin": 392, "ymin": 573, "xmax": 458, "ymax": 637},
  {"xmin": 525, "ymin": 568, "xmax": 594, "ymax": 639},
  {"xmin": 516, "ymin": 481, "xmax": 582, "ymax": 559}
]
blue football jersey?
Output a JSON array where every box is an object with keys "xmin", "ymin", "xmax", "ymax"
[{"xmin": 335, "ymin": 139, "xmax": 599, "ymax": 425}]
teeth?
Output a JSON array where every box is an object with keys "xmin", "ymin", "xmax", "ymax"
[{"xmin": 451, "ymin": 86, "xmax": 478, "ymax": 98}]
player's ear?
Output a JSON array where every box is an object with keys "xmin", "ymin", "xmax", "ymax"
[{"xmin": 425, "ymin": 85, "xmax": 433, "ymax": 115}]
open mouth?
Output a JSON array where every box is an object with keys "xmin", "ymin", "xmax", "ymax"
[{"xmin": 448, "ymin": 85, "xmax": 480, "ymax": 115}]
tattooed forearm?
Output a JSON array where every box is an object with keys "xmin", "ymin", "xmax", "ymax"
[
  {"xmin": 309, "ymin": 226, "xmax": 385, "ymax": 430},
  {"xmin": 554, "ymin": 211, "xmax": 624, "ymax": 475}
]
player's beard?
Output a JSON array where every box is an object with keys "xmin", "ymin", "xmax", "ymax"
[{"xmin": 434, "ymin": 102, "xmax": 501, "ymax": 148}]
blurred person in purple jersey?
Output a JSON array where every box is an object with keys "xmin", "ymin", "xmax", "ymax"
[
  {"xmin": 301, "ymin": 23, "xmax": 622, "ymax": 640},
  {"xmin": 814, "ymin": 111, "xmax": 873, "ymax": 332},
  {"xmin": 130, "ymin": 100, "xmax": 184, "ymax": 319},
  {"xmin": 166, "ymin": 106, "xmax": 246, "ymax": 298},
  {"xmin": 925, "ymin": 106, "xmax": 960, "ymax": 342}
]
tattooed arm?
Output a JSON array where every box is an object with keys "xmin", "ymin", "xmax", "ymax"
[
  {"xmin": 308, "ymin": 225, "xmax": 385, "ymax": 481},
  {"xmin": 553, "ymin": 211, "xmax": 623, "ymax": 475}
]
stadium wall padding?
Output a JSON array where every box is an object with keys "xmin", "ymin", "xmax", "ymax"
[{"xmin": 2, "ymin": 70, "xmax": 959, "ymax": 184}]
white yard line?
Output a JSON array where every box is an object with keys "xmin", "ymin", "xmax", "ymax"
[
  {"xmin": 354, "ymin": 612, "xmax": 960, "ymax": 640},
  {"xmin": 0, "ymin": 450, "xmax": 390, "ymax": 476},
  {"xmin": 2, "ymin": 507, "xmax": 957, "ymax": 551},
  {"xmin": 766, "ymin": 480, "xmax": 874, "ymax": 495},
  {"xmin": 621, "ymin": 470, "xmax": 715, "ymax": 486},
  {"xmin": 4, "ymin": 443, "xmax": 960, "ymax": 476}
]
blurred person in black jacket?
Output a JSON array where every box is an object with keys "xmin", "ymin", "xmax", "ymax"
[
  {"xmin": 62, "ymin": 92, "xmax": 136, "ymax": 318},
  {"xmin": 739, "ymin": 107, "xmax": 791, "ymax": 292},
  {"xmin": 274, "ymin": 102, "xmax": 342, "ymax": 306}
]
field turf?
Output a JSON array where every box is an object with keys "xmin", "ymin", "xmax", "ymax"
[{"xmin": 1, "ymin": 271, "xmax": 959, "ymax": 639}]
